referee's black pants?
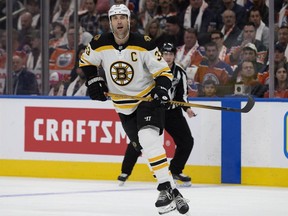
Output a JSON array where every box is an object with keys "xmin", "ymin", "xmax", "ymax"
[
  {"xmin": 165, "ymin": 107, "xmax": 194, "ymax": 174},
  {"xmin": 120, "ymin": 107, "xmax": 194, "ymax": 176}
]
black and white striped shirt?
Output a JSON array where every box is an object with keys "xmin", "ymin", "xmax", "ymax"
[{"xmin": 167, "ymin": 62, "xmax": 189, "ymax": 110}]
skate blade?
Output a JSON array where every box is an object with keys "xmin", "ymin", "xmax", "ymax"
[
  {"xmin": 184, "ymin": 211, "xmax": 192, "ymax": 216},
  {"xmin": 157, "ymin": 202, "xmax": 176, "ymax": 215},
  {"xmin": 118, "ymin": 180, "xmax": 125, "ymax": 186},
  {"xmin": 174, "ymin": 181, "xmax": 192, "ymax": 188}
]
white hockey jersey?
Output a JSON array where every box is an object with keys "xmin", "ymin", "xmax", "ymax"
[{"xmin": 80, "ymin": 33, "xmax": 172, "ymax": 115}]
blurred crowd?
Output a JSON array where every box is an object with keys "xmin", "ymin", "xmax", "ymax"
[{"xmin": 0, "ymin": 0, "xmax": 287, "ymax": 98}]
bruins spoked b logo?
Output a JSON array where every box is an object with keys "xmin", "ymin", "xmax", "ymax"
[{"xmin": 110, "ymin": 61, "xmax": 134, "ymax": 86}]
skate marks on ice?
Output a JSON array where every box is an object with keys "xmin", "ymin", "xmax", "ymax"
[{"xmin": 0, "ymin": 177, "xmax": 287, "ymax": 216}]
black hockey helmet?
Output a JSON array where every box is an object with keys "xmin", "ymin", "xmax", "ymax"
[{"xmin": 161, "ymin": 43, "xmax": 176, "ymax": 54}]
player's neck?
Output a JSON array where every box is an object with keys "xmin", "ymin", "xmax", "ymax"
[{"xmin": 114, "ymin": 32, "xmax": 129, "ymax": 45}]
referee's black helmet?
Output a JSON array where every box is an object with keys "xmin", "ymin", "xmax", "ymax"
[{"xmin": 161, "ymin": 43, "xmax": 176, "ymax": 54}]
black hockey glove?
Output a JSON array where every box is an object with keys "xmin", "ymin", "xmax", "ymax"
[
  {"xmin": 150, "ymin": 86, "xmax": 170, "ymax": 106},
  {"xmin": 86, "ymin": 76, "xmax": 108, "ymax": 101}
]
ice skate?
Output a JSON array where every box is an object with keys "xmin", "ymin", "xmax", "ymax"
[
  {"xmin": 172, "ymin": 173, "xmax": 192, "ymax": 187},
  {"xmin": 155, "ymin": 188, "xmax": 176, "ymax": 215},
  {"xmin": 117, "ymin": 173, "xmax": 129, "ymax": 186},
  {"xmin": 173, "ymin": 188, "xmax": 190, "ymax": 215}
]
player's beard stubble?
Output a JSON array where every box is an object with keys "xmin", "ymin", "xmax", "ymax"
[{"xmin": 112, "ymin": 23, "xmax": 130, "ymax": 44}]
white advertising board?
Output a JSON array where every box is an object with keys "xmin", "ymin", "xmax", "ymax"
[
  {"xmin": 0, "ymin": 98, "xmax": 222, "ymax": 166},
  {"xmin": 242, "ymin": 102, "xmax": 288, "ymax": 168}
]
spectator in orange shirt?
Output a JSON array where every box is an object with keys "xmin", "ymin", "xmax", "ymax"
[
  {"xmin": 49, "ymin": 28, "xmax": 78, "ymax": 73},
  {"xmin": 194, "ymin": 41, "xmax": 233, "ymax": 96},
  {"xmin": 49, "ymin": 21, "xmax": 67, "ymax": 51}
]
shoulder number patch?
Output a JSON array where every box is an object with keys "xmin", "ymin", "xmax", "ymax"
[
  {"xmin": 94, "ymin": 34, "xmax": 101, "ymax": 41},
  {"xmin": 144, "ymin": 36, "xmax": 152, "ymax": 41},
  {"xmin": 85, "ymin": 46, "xmax": 90, "ymax": 56}
]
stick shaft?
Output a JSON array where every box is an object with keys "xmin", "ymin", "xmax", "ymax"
[{"xmin": 106, "ymin": 93, "xmax": 254, "ymax": 113}]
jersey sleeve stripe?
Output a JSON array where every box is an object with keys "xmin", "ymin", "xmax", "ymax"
[
  {"xmin": 152, "ymin": 67, "xmax": 173, "ymax": 79},
  {"xmin": 79, "ymin": 58, "xmax": 97, "ymax": 67}
]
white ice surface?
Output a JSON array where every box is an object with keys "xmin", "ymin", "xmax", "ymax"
[{"xmin": 0, "ymin": 177, "xmax": 287, "ymax": 216}]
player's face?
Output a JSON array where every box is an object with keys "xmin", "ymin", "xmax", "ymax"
[
  {"xmin": 110, "ymin": 14, "xmax": 129, "ymax": 38},
  {"xmin": 162, "ymin": 52, "xmax": 175, "ymax": 67}
]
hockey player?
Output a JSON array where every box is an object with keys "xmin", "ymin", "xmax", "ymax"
[
  {"xmin": 118, "ymin": 43, "xmax": 195, "ymax": 187},
  {"xmin": 79, "ymin": 4, "xmax": 189, "ymax": 215}
]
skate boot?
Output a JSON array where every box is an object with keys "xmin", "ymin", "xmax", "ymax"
[
  {"xmin": 155, "ymin": 182, "xmax": 176, "ymax": 215},
  {"xmin": 172, "ymin": 173, "xmax": 192, "ymax": 187},
  {"xmin": 117, "ymin": 173, "xmax": 129, "ymax": 186},
  {"xmin": 173, "ymin": 188, "xmax": 190, "ymax": 215}
]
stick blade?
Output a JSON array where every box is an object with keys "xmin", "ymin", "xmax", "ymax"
[
  {"xmin": 213, "ymin": 95, "xmax": 255, "ymax": 113},
  {"xmin": 240, "ymin": 95, "xmax": 255, "ymax": 113}
]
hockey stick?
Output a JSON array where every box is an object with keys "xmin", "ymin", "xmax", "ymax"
[{"xmin": 106, "ymin": 93, "xmax": 255, "ymax": 113}]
